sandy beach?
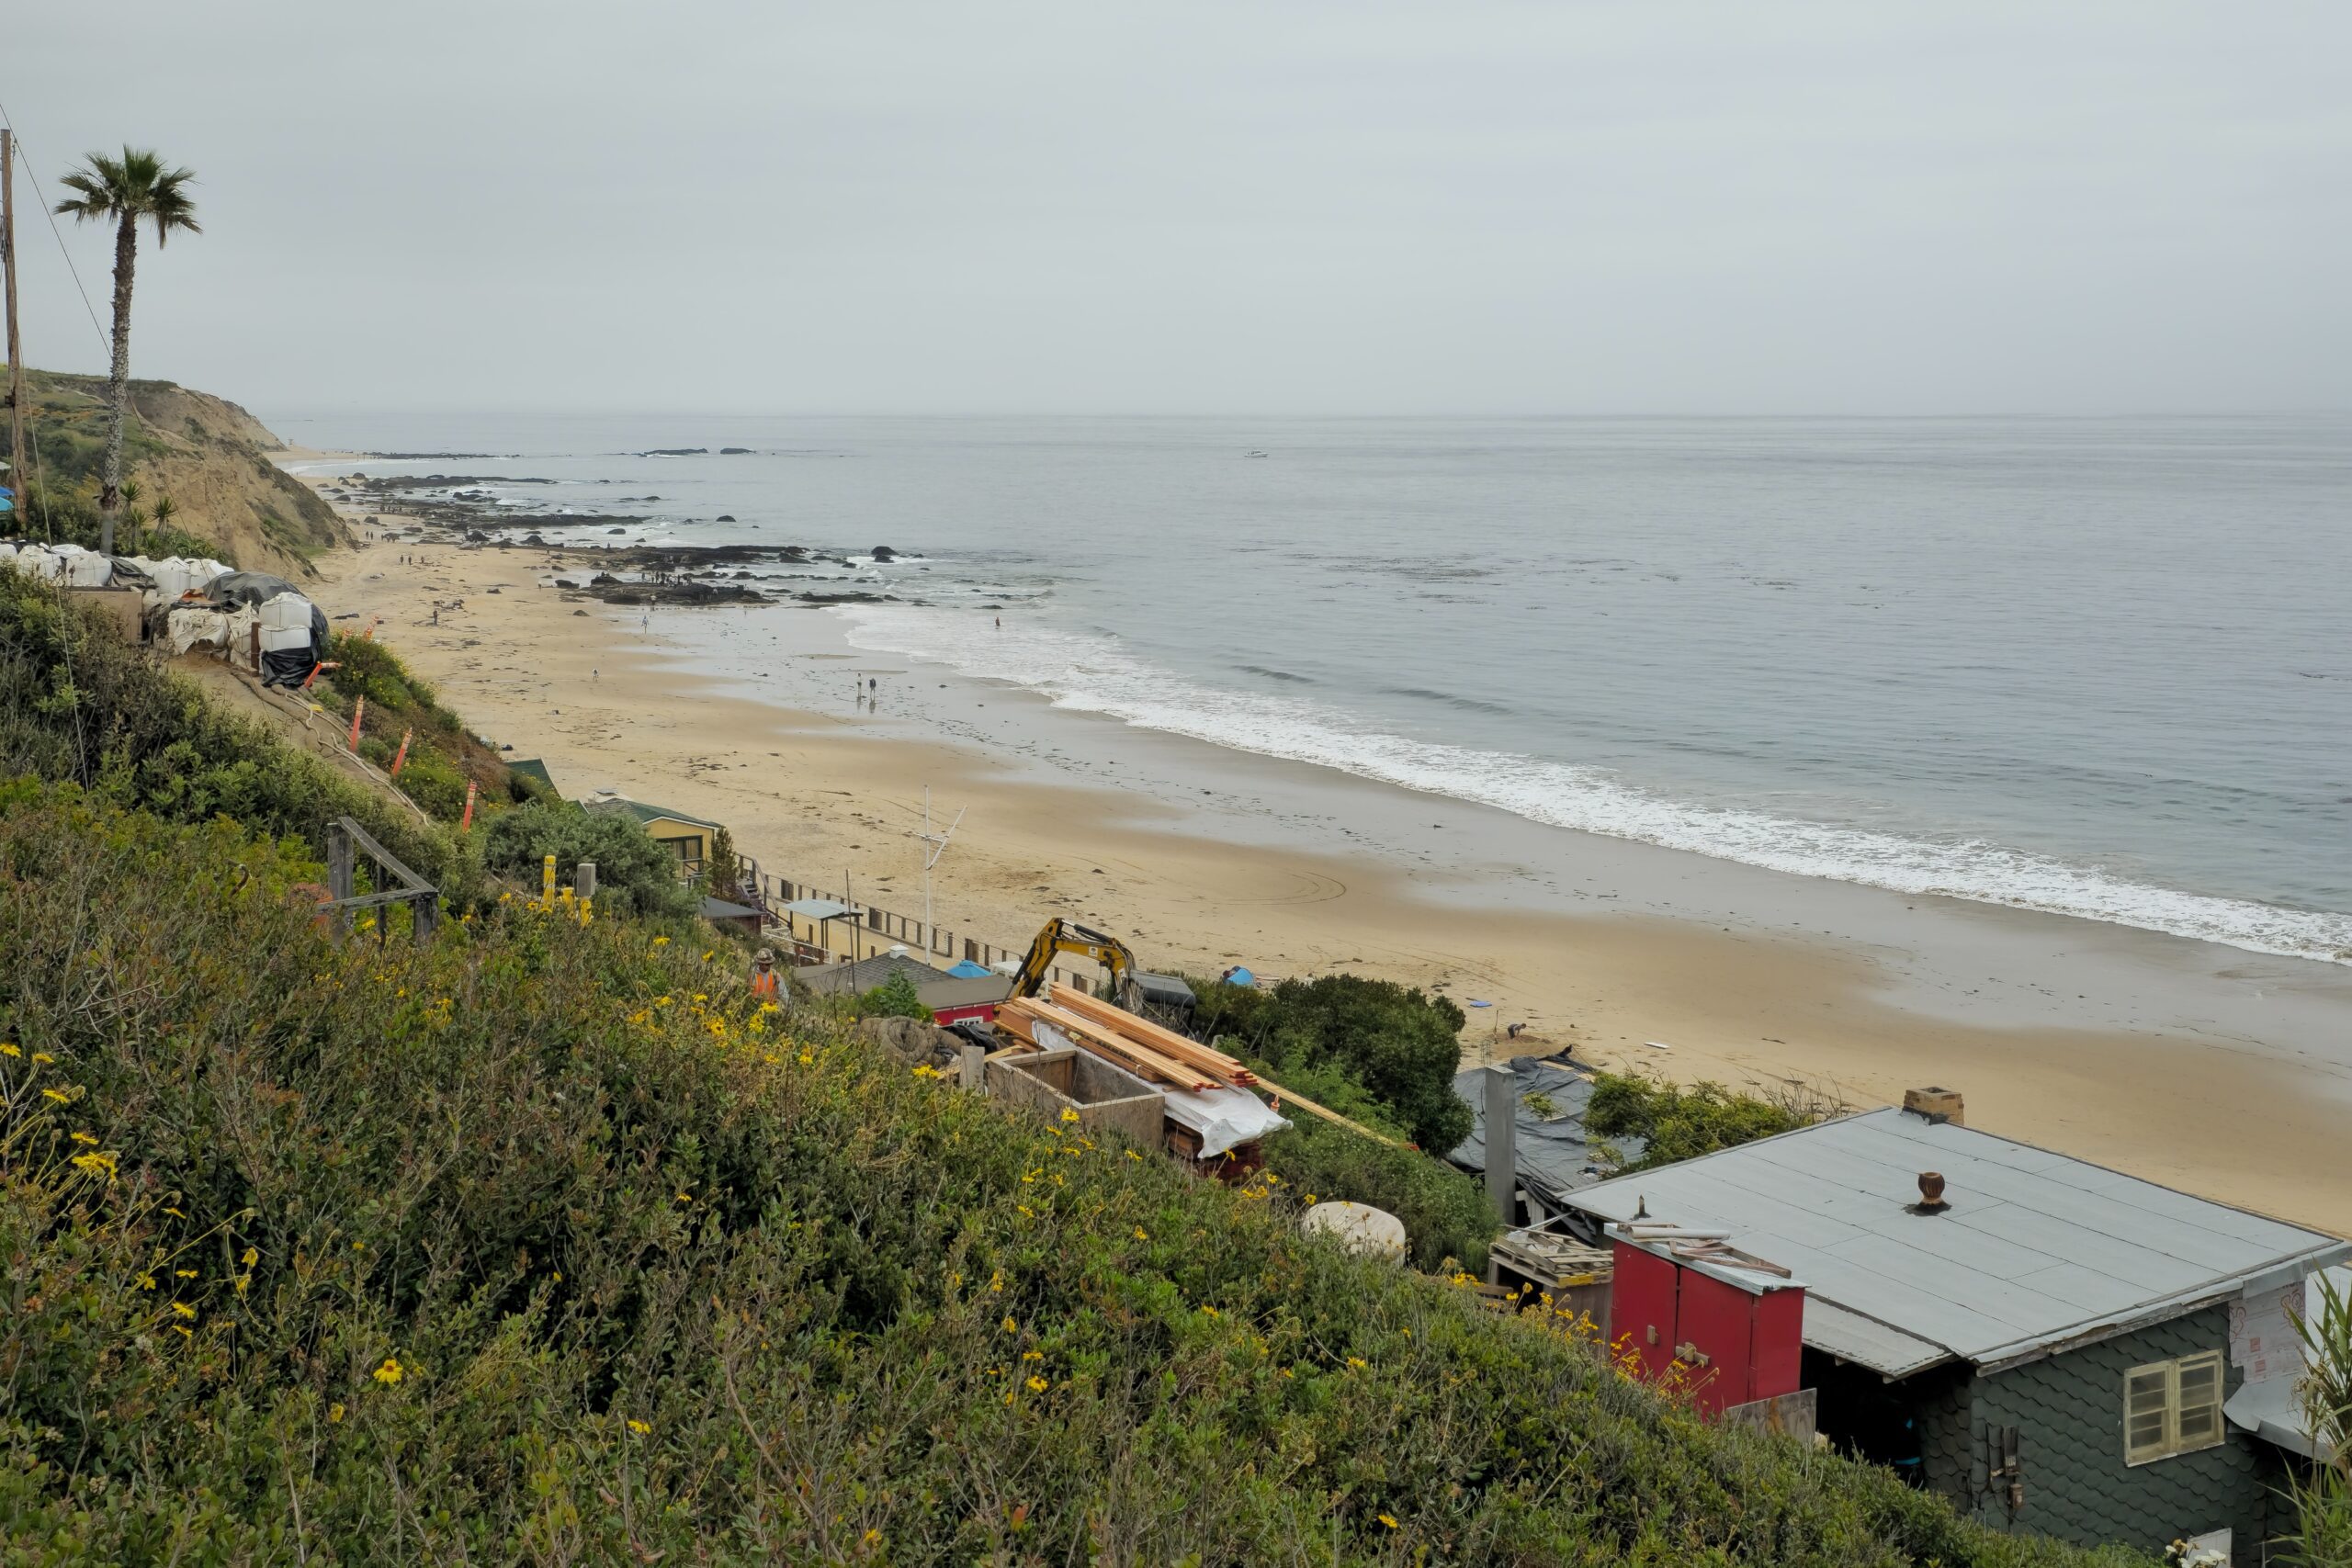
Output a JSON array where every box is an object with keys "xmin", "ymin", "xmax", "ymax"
[{"xmin": 302, "ymin": 494, "xmax": 2352, "ymax": 1235}]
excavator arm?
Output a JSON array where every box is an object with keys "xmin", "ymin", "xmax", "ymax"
[{"xmin": 1010, "ymin": 918, "xmax": 1140, "ymax": 1010}]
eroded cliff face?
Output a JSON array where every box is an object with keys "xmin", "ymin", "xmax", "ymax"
[{"xmin": 22, "ymin": 371, "xmax": 349, "ymax": 576}]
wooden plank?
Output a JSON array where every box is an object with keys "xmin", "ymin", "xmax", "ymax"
[
  {"xmin": 1010, "ymin": 1000, "xmax": 1215, "ymax": 1090},
  {"xmin": 1047, "ymin": 986, "xmax": 1257, "ymax": 1086},
  {"xmin": 1249, "ymin": 1074, "xmax": 1405, "ymax": 1148}
]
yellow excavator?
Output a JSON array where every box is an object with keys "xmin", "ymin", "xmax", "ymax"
[{"xmin": 1008, "ymin": 918, "xmax": 1193, "ymax": 1016}]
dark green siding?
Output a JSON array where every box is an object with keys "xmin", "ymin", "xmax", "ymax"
[{"xmin": 1912, "ymin": 1305, "xmax": 2283, "ymax": 1554}]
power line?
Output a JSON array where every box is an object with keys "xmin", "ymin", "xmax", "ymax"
[{"xmin": 0, "ymin": 99, "xmax": 113, "ymax": 356}]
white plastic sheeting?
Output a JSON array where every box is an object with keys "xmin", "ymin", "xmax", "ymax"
[
  {"xmin": 1160, "ymin": 1084, "xmax": 1289, "ymax": 1158},
  {"xmin": 166, "ymin": 607, "xmax": 231, "ymax": 655}
]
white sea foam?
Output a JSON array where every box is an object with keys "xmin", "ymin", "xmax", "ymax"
[{"xmin": 837, "ymin": 604, "xmax": 2352, "ymax": 966}]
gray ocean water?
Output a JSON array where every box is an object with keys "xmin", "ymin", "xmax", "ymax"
[{"xmin": 277, "ymin": 412, "xmax": 2352, "ymax": 964}]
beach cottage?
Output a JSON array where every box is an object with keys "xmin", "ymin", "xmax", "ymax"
[
  {"xmin": 1556, "ymin": 1095, "xmax": 2348, "ymax": 1558},
  {"xmin": 582, "ymin": 792, "xmax": 724, "ymax": 878}
]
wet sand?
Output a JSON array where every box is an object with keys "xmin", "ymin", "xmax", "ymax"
[{"xmin": 305, "ymin": 513, "xmax": 2352, "ymax": 1235}]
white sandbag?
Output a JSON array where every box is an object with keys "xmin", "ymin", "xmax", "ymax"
[
  {"xmin": 260, "ymin": 625, "xmax": 311, "ymax": 653},
  {"xmin": 167, "ymin": 607, "xmax": 230, "ymax": 655},
  {"xmin": 221, "ymin": 606, "xmax": 262, "ymax": 669},
  {"xmin": 258, "ymin": 592, "xmax": 314, "ymax": 631},
  {"xmin": 14, "ymin": 547, "xmax": 61, "ymax": 582},
  {"xmin": 63, "ymin": 551, "xmax": 112, "ymax": 588},
  {"xmin": 0, "ymin": 543, "xmax": 17, "ymax": 566},
  {"xmin": 187, "ymin": 558, "xmax": 230, "ymax": 591}
]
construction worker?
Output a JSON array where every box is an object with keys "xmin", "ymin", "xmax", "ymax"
[{"xmin": 749, "ymin": 947, "xmax": 780, "ymax": 1001}]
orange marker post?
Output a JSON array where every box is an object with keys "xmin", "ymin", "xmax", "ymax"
[
  {"xmin": 460, "ymin": 780, "xmax": 478, "ymax": 831},
  {"xmin": 347, "ymin": 696, "xmax": 366, "ymax": 750},
  {"xmin": 390, "ymin": 728, "xmax": 413, "ymax": 777}
]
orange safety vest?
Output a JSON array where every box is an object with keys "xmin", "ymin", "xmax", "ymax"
[{"xmin": 750, "ymin": 967, "xmax": 779, "ymax": 998}]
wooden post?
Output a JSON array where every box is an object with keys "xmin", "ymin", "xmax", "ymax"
[
  {"xmin": 960, "ymin": 1043, "xmax": 987, "ymax": 1093},
  {"xmin": 1484, "ymin": 1064, "xmax": 1518, "ymax": 1228},
  {"xmin": 1, "ymin": 130, "xmax": 26, "ymax": 530},
  {"xmin": 326, "ymin": 821, "xmax": 355, "ymax": 934}
]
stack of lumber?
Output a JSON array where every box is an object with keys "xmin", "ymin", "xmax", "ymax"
[
  {"xmin": 996, "ymin": 995, "xmax": 1212, "ymax": 1091},
  {"xmin": 1048, "ymin": 984, "xmax": 1258, "ymax": 1089}
]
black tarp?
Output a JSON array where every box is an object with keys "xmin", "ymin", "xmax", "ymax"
[
  {"xmin": 1445, "ymin": 1055, "xmax": 1645, "ymax": 1218},
  {"xmin": 206, "ymin": 571, "xmax": 332, "ymax": 655}
]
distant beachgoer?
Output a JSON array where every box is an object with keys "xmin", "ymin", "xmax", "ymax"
[
  {"xmin": 593, "ymin": 668, "xmax": 599, "ymax": 682},
  {"xmin": 995, "ymin": 616, "xmax": 1001, "ymax": 628}
]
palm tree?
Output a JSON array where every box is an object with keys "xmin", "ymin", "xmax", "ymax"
[{"xmin": 54, "ymin": 148, "xmax": 200, "ymax": 556}]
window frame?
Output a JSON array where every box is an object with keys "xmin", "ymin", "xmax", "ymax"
[{"xmin": 2122, "ymin": 1349, "xmax": 2227, "ymax": 1466}]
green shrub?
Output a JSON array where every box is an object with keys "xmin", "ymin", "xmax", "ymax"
[
  {"xmin": 0, "ymin": 781, "xmax": 2134, "ymax": 1566},
  {"xmin": 1585, "ymin": 1072, "xmax": 1842, "ymax": 1174},
  {"xmin": 481, "ymin": 796, "xmax": 699, "ymax": 922},
  {"xmin": 1192, "ymin": 974, "xmax": 1472, "ymax": 1153},
  {"xmin": 861, "ymin": 968, "xmax": 932, "ymax": 1020},
  {"xmin": 1252, "ymin": 1057, "xmax": 1498, "ymax": 1273}
]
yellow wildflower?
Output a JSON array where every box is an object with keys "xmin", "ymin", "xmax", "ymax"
[
  {"xmin": 1022, "ymin": 1348, "xmax": 1043, "ymax": 1361},
  {"xmin": 31, "ymin": 1053, "xmax": 52, "ymax": 1065},
  {"xmin": 1125, "ymin": 1149, "xmax": 1142, "ymax": 1161},
  {"xmin": 797, "ymin": 1051, "xmax": 814, "ymax": 1065},
  {"xmin": 989, "ymin": 1270, "xmax": 1003, "ymax": 1292},
  {"xmin": 1133, "ymin": 1226, "xmax": 1149, "ymax": 1241},
  {"xmin": 0, "ymin": 1043, "xmax": 17, "ymax": 1057},
  {"xmin": 1378, "ymin": 1514, "xmax": 1399, "ymax": 1529},
  {"xmin": 675, "ymin": 1191, "xmax": 694, "ymax": 1204},
  {"xmin": 175, "ymin": 1269, "xmax": 197, "ymax": 1279},
  {"xmin": 1025, "ymin": 1375, "xmax": 1048, "ymax": 1393},
  {"xmin": 1346, "ymin": 1356, "xmax": 1367, "ymax": 1371},
  {"xmin": 1199, "ymin": 1304, "xmax": 1219, "ymax": 1318},
  {"xmin": 70, "ymin": 1131, "xmax": 97, "ymax": 1145},
  {"xmin": 41, "ymin": 1089, "xmax": 70, "ymax": 1104},
  {"xmin": 1001, "ymin": 1315, "xmax": 1017, "ymax": 1333},
  {"xmin": 627, "ymin": 1418, "xmax": 650, "ymax": 1435},
  {"xmin": 372, "ymin": 1358, "xmax": 403, "ymax": 1385},
  {"xmin": 328, "ymin": 1403, "xmax": 345, "ymax": 1423},
  {"xmin": 651, "ymin": 935, "xmax": 669, "ymax": 945},
  {"xmin": 171, "ymin": 1303, "xmax": 197, "ymax": 1320},
  {"xmin": 242, "ymin": 1247, "xmax": 259, "ymax": 1267},
  {"xmin": 1058, "ymin": 1107, "xmax": 1080, "ymax": 1124}
]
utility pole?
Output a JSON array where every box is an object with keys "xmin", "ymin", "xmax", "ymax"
[{"xmin": 1, "ymin": 130, "xmax": 27, "ymax": 532}]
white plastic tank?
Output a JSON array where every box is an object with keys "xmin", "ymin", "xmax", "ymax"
[{"xmin": 1301, "ymin": 1201, "xmax": 1408, "ymax": 1263}]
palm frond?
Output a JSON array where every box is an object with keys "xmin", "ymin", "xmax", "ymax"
[{"xmin": 50, "ymin": 146, "xmax": 202, "ymax": 240}]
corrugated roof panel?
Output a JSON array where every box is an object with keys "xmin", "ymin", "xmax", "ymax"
[
  {"xmin": 1564, "ymin": 1106, "xmax": 2345, "ymax": 1373},
  {"xmin": 1801, "ymin": 1298, "xmax": 1951, "ymax": 1379}
]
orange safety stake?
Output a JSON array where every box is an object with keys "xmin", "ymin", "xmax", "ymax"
[
  {"xmin": 390, "ymin": 728, "xmax": 413, "ymax": 777},
  {"xmin": 347, "ymin": 696, "xmax": 366, "ymax": 750},
  {"xmin": 460, "ymin": 779, "xmax": 478, "ymax": 831}
]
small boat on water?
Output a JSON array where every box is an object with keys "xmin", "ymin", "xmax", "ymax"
[{"xmin": 1244, "ymin": 449, "xmax": 1268, "ymax": 458}]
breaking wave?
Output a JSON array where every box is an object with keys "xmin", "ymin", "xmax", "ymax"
[{"xmin": 834, "ymin": 604, "xmax": 2352, "ymax": 966}]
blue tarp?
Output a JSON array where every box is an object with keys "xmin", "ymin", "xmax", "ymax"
[
  {"xmin": 1222, "ymin": 965, "xmax": 1256, "ymax": 987},
  {"xmin": 945, "ymin": 959, "xmax": 993, "ymax": 978}
]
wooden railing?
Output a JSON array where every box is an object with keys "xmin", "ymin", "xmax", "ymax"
[{"xmin": 323, "ymin": 816, "xmax": 439, "ymax": 942}]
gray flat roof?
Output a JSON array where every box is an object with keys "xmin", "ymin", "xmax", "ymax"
[{"xmin": 1564, "ymin": 1107, "xmax": 2348, "ymax": 1378}]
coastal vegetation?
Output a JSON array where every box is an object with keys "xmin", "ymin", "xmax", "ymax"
[
  {"xmin": 52, "ymin": 148, "xmax": 202, "ymax": 555},
  {"xmin": 1192, "ymin": 974, "xmax": 1475, "ymax": 1153},
  {"xmin": 481, "ymin": 796, "xmax": 704, "ymax": 923},
  {"xmin": 1586, "ymin": 1072, "xmax": 1845, "ymax": 1176},
  {"xmin": 0, "ymin": 763, "xmax": 2133, "ymax": 1564}
]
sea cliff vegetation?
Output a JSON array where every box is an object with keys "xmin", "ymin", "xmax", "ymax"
[{"xmin": 0, "ymin": 581, "xmax": 2136, "ymax": 1564}]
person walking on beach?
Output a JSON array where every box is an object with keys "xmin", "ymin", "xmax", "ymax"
[{"xmin": 749, "ymin": 947, "xmax": 780, "ymax": 1001}]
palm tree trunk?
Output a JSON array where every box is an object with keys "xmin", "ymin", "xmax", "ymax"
[{"xmin": 98, "ymin": 213, "xmax": 138, "ymax": 556}]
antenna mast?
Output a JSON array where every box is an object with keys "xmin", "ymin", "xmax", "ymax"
[
  {"xmin": 917, "ymin": 784, "xmax": 967, "ymax": 953},
  {"xmin": 1, "ymin": 130, "xmax": 26, "ymax": 523}
]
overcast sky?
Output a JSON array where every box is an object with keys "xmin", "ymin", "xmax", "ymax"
[{"xmin": 8, "ymin": 3, "xmax": 2349, "ymax": 415}]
